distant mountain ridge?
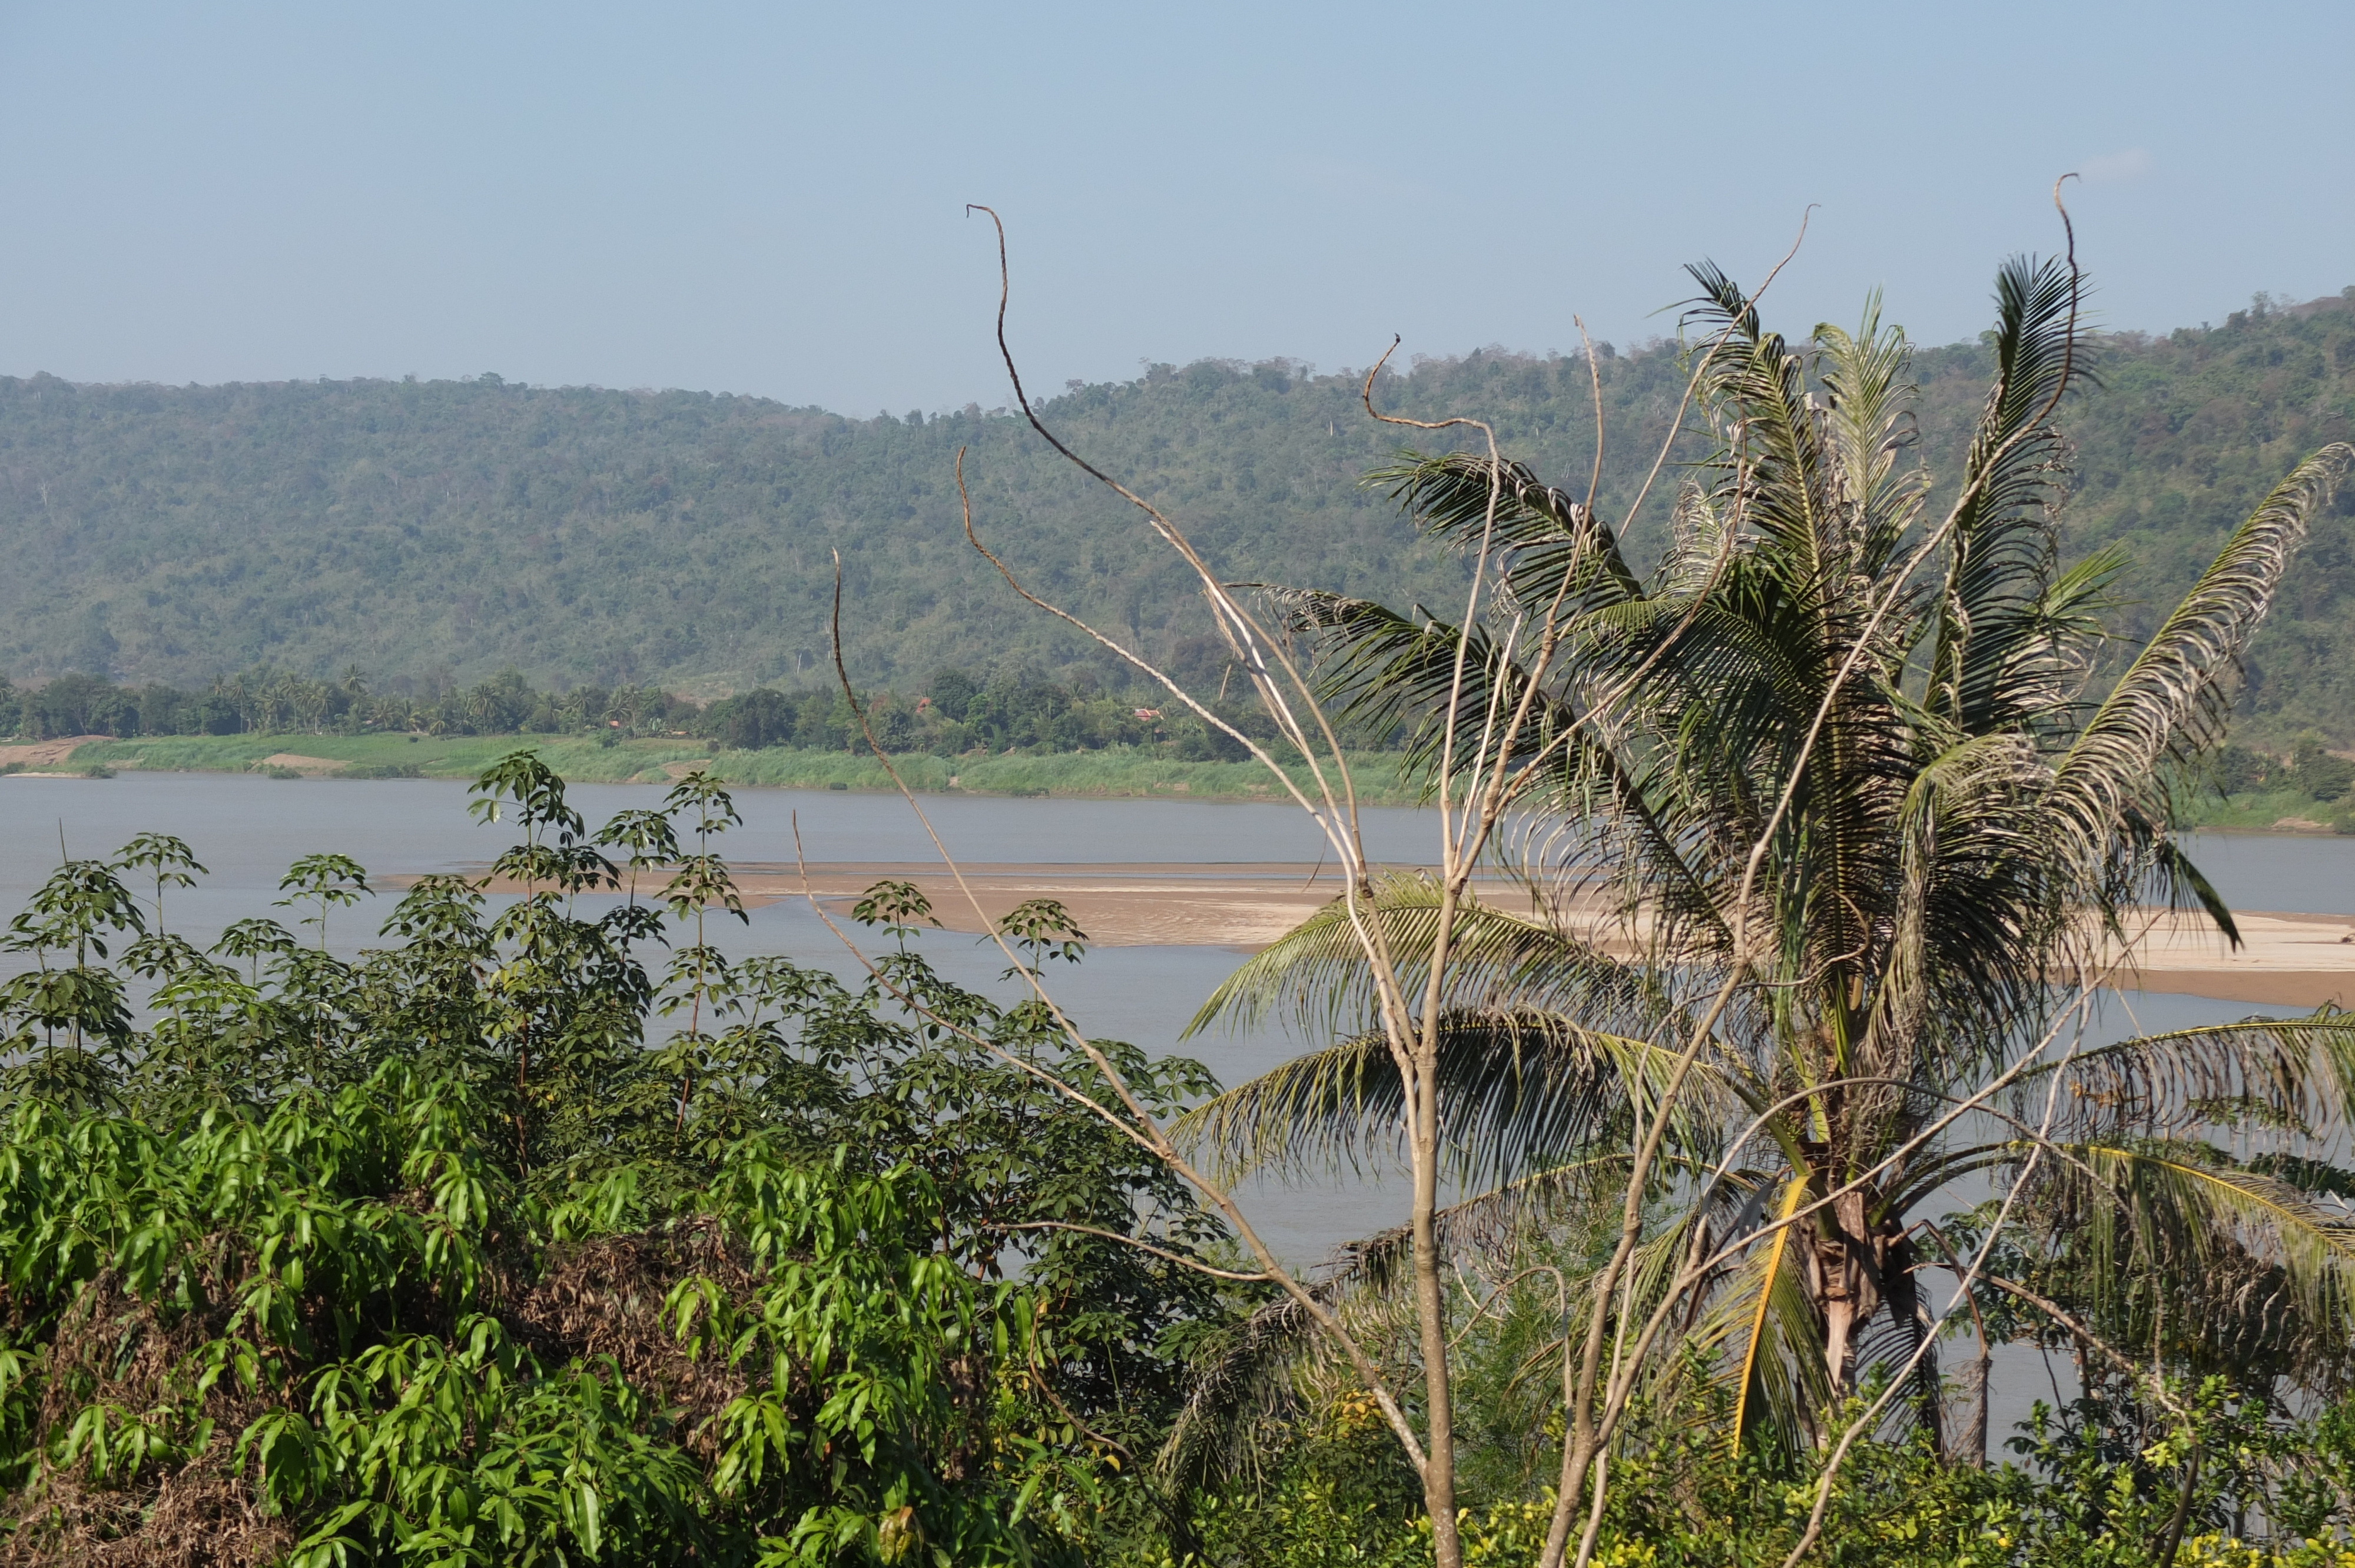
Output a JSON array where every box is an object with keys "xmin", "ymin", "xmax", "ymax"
[{"xmin": 2, "ymin": 284, "xmax": 2350, "ymax": 739}]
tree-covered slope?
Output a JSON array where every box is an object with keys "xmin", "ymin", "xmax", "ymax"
[
  {"xmin": 2040, "ymin": 294, "xmax": 2355, "ymax": 736},
  {"xmin": 3, "ymin": 285, "xmax": 2350, "ymax": 735}
]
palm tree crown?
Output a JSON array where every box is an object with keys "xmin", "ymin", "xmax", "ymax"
[{"xmin": 1180, "ymin": 256, "xmax": 2355, "ymax": 1457}]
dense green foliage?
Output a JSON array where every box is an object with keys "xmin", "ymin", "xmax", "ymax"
[
  {"xmin": 0, "ymin": 758, "xmax": 1241, "ymax": 1563},
  {"xmin": 3, "ymin": 290, "xmax": 2349, "ymax": 740},
  {"xmin": 1179, "ymin": 1369, "xmax": 2355, "ymax": 1567},
  {"xmin": 15, "ymin": 760, "xmax": 2355, "ymax": 1562}
]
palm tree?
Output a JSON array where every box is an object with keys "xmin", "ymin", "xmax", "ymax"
[
  {"xmin": 293, "ymin": 676, "xmax": 329, "ymax": 734},
  {"xmin": 1179, "ymin": 256, "xmax": 2355, "ymax": 1477}
]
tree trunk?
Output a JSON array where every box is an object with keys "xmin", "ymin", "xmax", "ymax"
[
  {"xmin": 1411, "ymin": 1059, "xmax": 1461, "ymax": 1568},
  {"xmin": 1958, "ymin": 1354, "xmax": 1990, "ymax": 1467},
  {"xmin": 1810, "ymin": 1188, "xmax": 1889, "ymax": 1397},
  {"xmin": 1882, "ymin": 1235, "xmax": 1944, "ymax": 1457}
]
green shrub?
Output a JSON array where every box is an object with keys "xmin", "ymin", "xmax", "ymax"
[
  {"xmin": 0, "ymin": 755, "xmax": 1236, "ymax": 1564},
  {"xmin": 2295, "ymin": 741, "xmax": 2355, "ymax": 803}
]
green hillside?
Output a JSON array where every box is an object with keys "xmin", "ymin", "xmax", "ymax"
[{"xmin": 4, "ymin": 283, "xmax": 2350, "ymax": 739}]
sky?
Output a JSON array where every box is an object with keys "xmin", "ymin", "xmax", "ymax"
[{"xmin": 1, "ymin": 0, "xmax": 2349, "ymax": 416}]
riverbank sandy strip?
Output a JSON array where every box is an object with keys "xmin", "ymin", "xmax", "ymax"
[
  {"xmin": 427, "ymin": 862, "xmax": 1384, "ymax": 950},
  {"xmin": 0, "ymin": 735, "xmax": 112, "ymax": 771},
  {"xmin": 411, "ymin": 860, "xmax": 2355, "ymax": 1008},
  {"xmin": 2089, "ymin": 909, "xmax": 2355, "ymax": 1008}
]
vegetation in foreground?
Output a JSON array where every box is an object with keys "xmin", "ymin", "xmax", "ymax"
[
  {"xmin": 9, "ymin": 759, "xmax": 2355, "ymax": 1565},
  {"xmin": 0, "ymin": 757, "xmax": 1237, "ymax": 1564}
]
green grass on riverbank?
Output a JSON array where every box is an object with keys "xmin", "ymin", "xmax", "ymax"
[
  {"xmin": 66, "ymin": 733, "xmax": 1421, "ymax": 804},
  {"xmin": 72, "ymin": 732, "xmax": 705, "ymax": 782},
  {"xmin": 58, "ymin": 732, "xmax": 2355, "ymax": 828},
  {"xmin": 706, "ymin": 745, "xmax": 1418, "ymax": 802}
]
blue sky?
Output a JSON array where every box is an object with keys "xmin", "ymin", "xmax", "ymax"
[{"xmin": 2, "ymin": 1, "xmax": 2347, "ymax": 413}]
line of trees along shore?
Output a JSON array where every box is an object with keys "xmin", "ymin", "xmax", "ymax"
[
  {"xmin": 0, "ymin": 659, "xmax": 1292, "ymax": 762},
  {"xmin": 23, "ymin": 663, "xmax": 2355, "ymax": 815}
]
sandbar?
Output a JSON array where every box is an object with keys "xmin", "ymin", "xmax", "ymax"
[{"xmin": 386, "ymin": 859, "xmax": 2355, "ymax": 1008}]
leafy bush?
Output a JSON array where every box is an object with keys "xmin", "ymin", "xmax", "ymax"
[
  {"xmin": 2296, "ymin": 741, "xmax": 2355, "ymax": 803},
  {"xmin": 0, "ymin": 755, "xmax": 1238, "ymax": 1564},
  {"xmin": 2216, "ymin": 743, "xmax": 2282, "ymax": 794}
]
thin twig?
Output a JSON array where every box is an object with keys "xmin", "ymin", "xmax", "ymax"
[{"xmin": 814, "ymin": 519, "xmax": 1433, "ymax": 1469}]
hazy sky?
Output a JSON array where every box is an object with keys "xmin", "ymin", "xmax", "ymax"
[{"xmin": 2, "ymin": 1, "xmax": 2348, "ymax": 414}]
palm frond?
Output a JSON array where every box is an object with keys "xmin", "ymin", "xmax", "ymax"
[
  {"xmin": 2141, "ymin": 823, "xmax": 2242, "ymax": 948},
  {"xmin": 1362, "ymin": 450, "xmax": 1647, "ymax": 614},
  {"xmin": 1925, "ymin": 254, "xmax": 2087, "ymax": 731},
  {"xmin": 2024, "ymin": 1009, "xmax": 2355, "ymax": 1138},
  {"xmin": 1273, "ymin": 589, "xmax": 1742, "ymax": 958},
  {"xmin": 2064, "ymin": 1140, "xmax": 2355, "ymax": 1334},
  {"xmin": 1272, "ymin": 589, "xmax": 1580, "ymax": 787},
  {"xmin": 1659, "ymin": 480, "xmax": 1740, "ymax": 593},
  {"xmin": 1186, "ymin": 874, "xmax": 1671, "ymax": 1042},
  {"xmin": 1681, "ymin": 263, "xmax": 1868, "ymax": 609},
  {"xmin": 1852, "ymin": 1241, "xmax": 1942, "ymax": 1447},
  {"xmin": 1813, "ymin": 294, "xmax": 1928, "ymax": 576},
  {"xmin": 1695, "ymin": 1174, "xmax": 1833, "ymax": 1459},
  {"xmin": 1727, "ymin": 1175, "xmax": 1807, "ymax": 1452},
  {"xmin": 1155, "ymin": 1287, "xmax": 1324, "ymax": 1491},
  {"xmin": 1682, "ymin": 260, "xmax": 1763, "ymax": 346},
  {"xmin": 1173, "ymin": 1008, "xmax": 1719, "ymax": 1191},
  {"xmin": 1868, "ymin": 729, "xmax": 2063, "ymax": 1076},
  {"xmin": 2044, "ymin": 443, "xmax": 2351, "ymax": 879}
]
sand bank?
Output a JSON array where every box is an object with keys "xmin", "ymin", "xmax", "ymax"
[
  {"xmin": 405, "ymin": 858, "xmax": 2355, "ymax": 1008},
  {"xmin": 0, "ymin": 735, "xmax": 112, "ymax": 772}
]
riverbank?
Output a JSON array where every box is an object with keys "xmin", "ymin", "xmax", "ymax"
[
  {"xmin": 51, "ymin": 732, "xmax": 1422, "ymax": 805},
  {"xmin": 28, "ymin": 732, "xmax": 2355, "ymax": 829},
  {"xmin": 422, "ymin": 855, "xmax": 2355, "ymax": 1004}
]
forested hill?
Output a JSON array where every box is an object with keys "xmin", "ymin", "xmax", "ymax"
[{"xmin": 4, "ymin": 285, "xmax": 2351, "ymax": 738}]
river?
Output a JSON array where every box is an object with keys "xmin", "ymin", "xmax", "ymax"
[{"xmin": 4, "ymin": 769, "xmax": 2343, "ymax": 1150}]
